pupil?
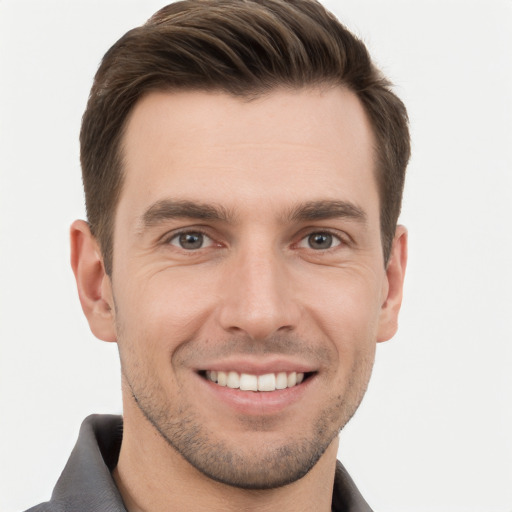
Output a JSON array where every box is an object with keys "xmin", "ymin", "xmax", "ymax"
[
  {"xmin": 179, "ymin": 232, "xmax": 203, "ymax": 249},
  {"xmin": 309, "ymin": 233, "xmax": 332, "ymax": 249}
]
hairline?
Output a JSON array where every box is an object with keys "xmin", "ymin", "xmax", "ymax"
[{"xmin": 101, "ymin": 82, "xmax": 388, "ymax": 276}]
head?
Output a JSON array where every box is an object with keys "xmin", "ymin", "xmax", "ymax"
[
  {"xmin": 72, "ymin": 0, "xmax": 409, "ymax": 494},
  {"xmin": 80, "ymin": 0, "xmax": 410, "ymax": 276}
]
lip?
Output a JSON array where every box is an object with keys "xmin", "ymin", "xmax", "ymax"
[
  {"xmin": 194, "ymin": 357, "xmax": 317, "ymax": 415},
  {"xmin": 195, "ymin": 356, "xmax": 317, "ymax": 375}
]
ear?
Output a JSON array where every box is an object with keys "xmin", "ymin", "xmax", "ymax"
[
  {"xmin": 377, "ymin": 225, "xmax": 408, "ymax": 343},
  {"xmin": 70, "ymin": 220, "xmax": 117, "ymax": 342}
]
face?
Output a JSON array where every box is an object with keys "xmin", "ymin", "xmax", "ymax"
[{"xmin": 77, "ymin": 87, "xmax": 406, "ymax": 489}]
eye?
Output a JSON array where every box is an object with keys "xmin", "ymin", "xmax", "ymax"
[
  {"xmin": 168, "ymin": 231, "xmax": 213, "ymax": 250},
  {"xmin": 298, "ymin": 232, "xmax": 342, "ymax": 250}
]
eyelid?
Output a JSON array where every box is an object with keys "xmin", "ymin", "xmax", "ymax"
[
  {"xmin": 295, "ymin": 229, "xmax": 348, "ymax": 249},
  {"xmin": 158, "ymin": 225, "xmax": 350, "ymax": 250},
  {"xmin": 161, "ymin": 226, "xmax": 217, "ymax": 248}
]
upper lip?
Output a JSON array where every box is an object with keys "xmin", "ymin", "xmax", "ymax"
[{"xmin": 195, "ymin": 356, "xmax": 317, "ymax": 375}]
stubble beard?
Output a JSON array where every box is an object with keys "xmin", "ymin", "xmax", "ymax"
[{"xmin": 118, "ymin": 332, "xmax": 375, "ymax": 490}]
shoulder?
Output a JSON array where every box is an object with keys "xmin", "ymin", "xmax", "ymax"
[{"xmin": 23, "ymin": 504, "xmax": 60, "ymax": 512}]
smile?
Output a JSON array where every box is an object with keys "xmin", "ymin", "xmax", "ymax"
[{"xmin": 204, "ymin": 370, "xmax": 305, "ymax": 392}]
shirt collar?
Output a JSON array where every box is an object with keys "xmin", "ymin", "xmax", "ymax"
[{"xmin": 37, "ymin": 414, "xmax": 372, "ymax": 512}]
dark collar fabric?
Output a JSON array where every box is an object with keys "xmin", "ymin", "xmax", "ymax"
[{"xmin": 25, "ymin": 414, "xmax": 373, "ymax": 512}]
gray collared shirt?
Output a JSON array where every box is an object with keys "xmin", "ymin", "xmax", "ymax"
[{"xmin": 25, "ymin": 414, "xmax": 373, "ymax": 512}]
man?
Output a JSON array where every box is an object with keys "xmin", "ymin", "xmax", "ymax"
[{"xmin": 27, "ymin": 0, "xmax": 409, "ymax": 510}]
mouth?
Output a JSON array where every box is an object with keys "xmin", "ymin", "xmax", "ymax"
[{"xmin": 199, "ymin": 370, "xmax": 313, "ymax": 392}]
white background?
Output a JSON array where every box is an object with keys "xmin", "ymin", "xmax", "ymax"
[{"xmin": 1, "ymin": 1, "xmax": 511, "ymax": 511}]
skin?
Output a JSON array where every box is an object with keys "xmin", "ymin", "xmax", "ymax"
[{"xmin": 71, "ymin": 87, "xmax": 407, "ymax": 512}]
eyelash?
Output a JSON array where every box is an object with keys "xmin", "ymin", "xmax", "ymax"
[
  {"xmin": 161, "ymin": 228, "xmax": 349, "ymax": 252},
  {"xmin": 295, "ymin": 230, "xmax": 346, "ymax": 251},
  {"xmin": 163, "ymin": 228, "xmax": 216, "ymax": 249}
]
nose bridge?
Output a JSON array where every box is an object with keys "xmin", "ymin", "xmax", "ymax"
[{"xmin": 217, "ymin": 239, "xmax": 299, "ymax": 339}]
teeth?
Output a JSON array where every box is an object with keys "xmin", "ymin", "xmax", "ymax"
[
  {"xmin": 257, "ymin": 373, "xmax": 276, "ymax": 391},
  {"xmin": 240, "ymin": 373, "xmax": 258, "ymax": 391},
  {"xmin": 276, "ymin": 372, "xmax": 288, "ymax": 390},
  {"xmin": 206, "ymin": 370, "xmax": 306, "ymax": 392},
  {"xmin": 227, "ymin": 371, "xmax": 240, "ymax": 389},
  {"xmin": 217, "ymin": 371, "xmax": 227, "ymax": 386}
]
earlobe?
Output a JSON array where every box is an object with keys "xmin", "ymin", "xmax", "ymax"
[
  {"xmin": 377, "ymin": 225, "xmax": 408, "ymax": 343},
  {"xmin": 70, "ymin": 220, "xmax": 117, "ymax": 342}
]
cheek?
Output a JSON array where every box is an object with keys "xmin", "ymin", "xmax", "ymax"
[
  {"xmin": 113, "ymin": 267, "xmax": 218, "ymax": 356},
  {"xmin": 305, "ymin": 270, "xmax": 384, "ymax": 344}
]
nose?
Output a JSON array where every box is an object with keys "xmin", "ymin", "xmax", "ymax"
[{"xmin": 217, "ymin": 244, "xmax": 301, "ymax": 340}]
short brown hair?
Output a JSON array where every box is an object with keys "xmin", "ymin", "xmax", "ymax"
[{"xmin": 80, "ymin": 0, "xmax": 410, "ymax": 275}]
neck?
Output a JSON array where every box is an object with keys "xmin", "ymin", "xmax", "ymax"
[{"xmin": 113, "ymin": 400, "xmax": 338, "ymax": 512}]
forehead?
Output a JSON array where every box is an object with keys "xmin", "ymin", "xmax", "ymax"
[{"xmin": 118, "ymin": 87, "xmax": 378, "ymax": 224}]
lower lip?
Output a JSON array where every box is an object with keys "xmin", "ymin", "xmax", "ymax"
[{"xmin": 198, "ymin": 374, "xmax": 315, "ymax": 415}]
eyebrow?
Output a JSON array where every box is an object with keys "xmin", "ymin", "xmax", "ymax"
[
  {"xmin": 138, "ymin": 197, "xmax": 367, "ymax": 233},
  {"xmin": 139, "ymin": 199, "xmax": 234, "ymax": 230},
  {"xmin": 287, "ymin": 200, "xmax": 367, "ymax": 223}
]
